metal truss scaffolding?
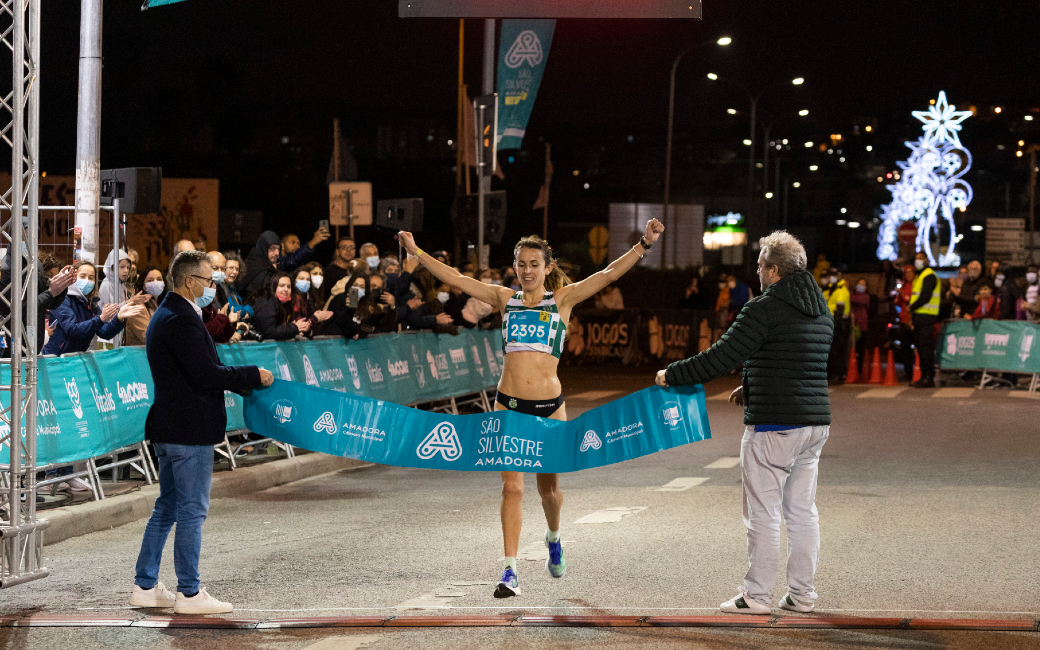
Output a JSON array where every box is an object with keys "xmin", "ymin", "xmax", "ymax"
[{"xmin": 0, "ymin": 0, "xmax": 48, "ymax": 588}]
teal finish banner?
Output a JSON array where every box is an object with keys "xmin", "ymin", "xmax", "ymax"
[
  {"xmin": 243, "ymin": 380, "xmax": 710, "ymax": 473},
  {"xmin": 496, "ymin": 19, "xmax": 555, "ymax": 150},
  {"xmin": 1, "ymin": 331, "xmax": 504, "ymax": 467},
  {"xmin": 938, "ymin": 320, "xmax": 1040, "ymax": 373},
  {"xmin": 141, "ymin": 0, "xmax": 188, "ymax": 7}
]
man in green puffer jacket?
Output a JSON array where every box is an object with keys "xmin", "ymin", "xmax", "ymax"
[{"xmin": 656, "ymin": 231, "xmax": 833, "ymax": 617}]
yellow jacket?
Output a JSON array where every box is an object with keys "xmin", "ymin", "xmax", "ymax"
[{"xmin": 826, "ymin": 279, "xmax": 851, "ymax": 318}]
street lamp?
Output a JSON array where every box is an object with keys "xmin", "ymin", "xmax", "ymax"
[
  {"xmin": 706, "ymin": 72, "xmax": 806, "ymax": 207},
  {"xmin": 661, "ymin": 36, "xmax": 731, "ymax": 268},
  {"xmin": 761, "ymin": 108, "xmax": 809, "ymax": 198}
]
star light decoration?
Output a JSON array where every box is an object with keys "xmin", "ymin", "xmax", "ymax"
[{"xmin": 877, "ymin": 91, "xmax": 973, "ymax": 266}]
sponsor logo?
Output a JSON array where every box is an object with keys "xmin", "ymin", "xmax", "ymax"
[
  {"xmin": 417, "ymin": 422, "xmax": 462, "ymax": 461},
  {"xmin": 345, "ymin": 355, "xmax": 362, "ymax": 389},
  {"xmin": 320, "ymin": 367, "xmax": 345, "ymax": 384},
  {"xmin": 504, "ymin": 29, "xmax": 544, "ymax": 68},
  {"xmin": 37, "ymin": 399, "xmax": 57, "ymax": 418},
  {"xmin": 426, "ymin": 350, "xmax": 440, "ymax": 380},
  {"xmin": 1021, "ymin": 333, "xmax": 1035, "ymax": 363},
  {"xmin": 508, "ymin": 398, "xmax": 517, "ymax": 409},
  {"xmin": 661, "ymin": 402, "xmax": 683, "ymax": 428},
  {"xmin": 985, "ymin": 333, "xmax": 1010, "ymax": 347},
  {"xmin": 955, "ymin": 335, "xmax": 975, "ymax": 354},
  {"xmin": 472, "ymin": 345, "xmax": 484, "ymax": 377},
  {"xmin": 224, "ymin": 391, "xmax": 236, "ymax": 408},
  {"xmin": 90, "ymin": 385, "xmax": 116, "ymax": 414},
  {"xmin": 302, "ymin": 354, "xmax": 320, "ymax": 387},
  {"xmin": 474, "ymin": 417, "xmax": 544, "ymax": 468},
  {"xmin": 65, "ymin": 378, "xmax": 84, "ymax": 419},
  {"xmin": 366, "ymin": 359, "xmax": 384, "ymax": 383},
  {"xmin": 340, "ymin": 421, "xmax": 387, "ymax": 441},
  {"xmin": 484, "ymin": 339, "xmax": 501, "ymax": 377},
  {"xmin": 274, "ymin": 350, "xmax": 292, "ymax": 381},
  {"xmin": 387, "ymin": 359, "xmax": 410, "ymax": 378},
  {"xmin": 117, "ymin": 381, "xmax": 149, "ymax": 407},
  {"xmin": 946, "ymin": 334, "xmax": 958, "ymax": 356},
  {"xmin": 272, "ymin": 399, "xmax": 296, "ymax": 425},
  {"xmin": 580, "ymin": 430, "xmax": 602, "ymax": 452},
  {"xmin": 314, "ymin": 411, "xmax": 337, "ymax": 434},
  {"xmin": 450, "ymin": 348, "xmax": 466, "ymax": 364}
]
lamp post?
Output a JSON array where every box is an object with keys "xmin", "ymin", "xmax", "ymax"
[
  {"xmin": 761, "ymin": 108, "xmax": 809, "ymax": 199},
  {"xmin": 706, "ymin": 73, "xmax": 804, "ymax": 233},
  {"xmin": 661, "ymin": 36, "xmax": 731, "ymax": 268}
]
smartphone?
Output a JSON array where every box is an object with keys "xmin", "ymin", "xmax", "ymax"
[
  {"xmin": 319, "ymin": 219, "xmax": 330, "ymax": 231},
  {"xmin": 348, "ymin": 286, "xmax": 360, "ymax": 309}
]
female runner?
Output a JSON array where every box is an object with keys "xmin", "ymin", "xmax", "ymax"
[{"xmin": 397, "ymin": 218, "xmax": 664, "ymax": 598}]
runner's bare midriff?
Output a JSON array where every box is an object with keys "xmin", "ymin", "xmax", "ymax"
[{"xmin": 497, "ymin": 350, "xmax": 562, "ymax": 400}]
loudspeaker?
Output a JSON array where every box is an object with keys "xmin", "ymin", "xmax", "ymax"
[
  {"xmin": 100, "ymin": 167, "xmax": 162, "ymax": 214},
  {"xmin": 453, "ymin": 191, "xmax": 507, "ymax": 245},
  {"xmin": 375, "ymin": 198, "xmax": 424, "ymax": 232}
]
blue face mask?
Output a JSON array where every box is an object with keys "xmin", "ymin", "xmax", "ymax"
[
  {"xmin": 296, "ymin": 279, "xmax": 311, "ymax": 293},
  {"xmin": 194, "ymin": 284, "xmax": 216, "ymax": 308},
  {"xmin": 367, "ymin": 256, "xmax": 380, "ymax": 269},
  {"xmin": 212, "ymin": 271, "xmax": 226, "ymax": 284},
  {"xmin": 75, "ymin": 278, "xmax": 94, "ymax": 295}
]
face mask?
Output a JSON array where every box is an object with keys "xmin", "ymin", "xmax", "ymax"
[
  {"xmin": 1026, "ymin": 273, "xmax": 1038, "ymax": 284},
  {"xmin": 490, "ymin": 280, "xmax": 502, "ymax": 285},
  {"xmin": 994, "ymin": 275, "xmax": 1004, "ymax": 288},
  {"xmin": 728, "ymin": 280, "xmax": 736, "ymax": 289},
  {"xmin": 296, "ymin": 280, "xmax": 311, "ymax": 293},
  {"xmin": 354, "ymin": 288, "xmax": 366, "ymax": 299},
  {"xmin": 437, "ymin": 291, "xmax": 450, "ymax": 304},
  {"xmin": 385, "ymin": 273, "xmax": 399, "ymax": 284},
  {"xmin": 856, "ymin": 285, "xmax": 866, "ymax": 293},
  {"xmin": 144, "ymin": 280, "xmax": 165, "ymax": 297},
  {"xmin": 968, "ymin": 270, "xmax": 979, "ymax": 279},
  {"xmin": 276, "ymin": 293, "xmax": 291, "ymax": 303},
  {"xmin": 828, "ymin": 276, "xmax": 837, "ymax": 285},
  {"xmin": 75, "ymin": 278, "xmax": 94, "ymax": 295},
  {"xmin": 367, "ymin": 256, "xmax": 379, "ymax": 269},
  {"xmin": 311, "ymin": 275, "xmax": 323, "ymax": 289},
  {"xmin": 211, "ymin": 271, "xmax": 226, "ymax": 284},
  {"xmin": 195, "ymin": 285, "xmax": 216, "ymax": 309},
  {"xmin": 914, "ymin": 259, "xmax": 925, "ymax": 270}
]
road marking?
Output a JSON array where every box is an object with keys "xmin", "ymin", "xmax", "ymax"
[
  {"xmin": 704, "ymin": 457, "xmax": 740, "ymax": 469},
  {"xmin": 932, "ymin": 387, "xmax": 975, "ymax": 398},
  {"xmin": 394, "ymin": 594, "xmax": 461, "ymax": 610},
  {"xmin": 574, "ymin": 506, "xmax": 646, "ymax": 524},
  {"xmin": 707, "ymin": 391, "xmax": 731, "ymax": 401},
  {"xmin": 653, "ymin": 477, "xmax": 709, "ymax": 491},
  {"xmin": 568, "ymin": 390, "xmax": 622, "ymax": 401},
  {"xmin": 447, "ymin": 581, "xmax": 493, "ymax": 587},
  {"xmin": 303, "ymin": 637, "xmax": 382, "ymax": 650},
  {"xmin": 1009, "ymin": 391, "xmax": 1040, "ymax": 400},
  {"xmin": 856, "ymin": 387, "xmax": 907, "ymax": 398}
]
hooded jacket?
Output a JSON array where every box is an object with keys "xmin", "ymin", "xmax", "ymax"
[
  {"xmin": 98, "ymin": 249, "xmax": 130, "ymax": 309},
  {"xmin": 41, "ymin": 284, "xmax": 126, "ymax": 355},
  {"xmin": 238, "ymin": 230, "xmax": 315, "ymax": 299},
  {"xmin": 665, "ymin": 270, "xmax": 834, "ymax": 426}
]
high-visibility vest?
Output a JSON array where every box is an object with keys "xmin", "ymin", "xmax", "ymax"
[{"xmin": 911, "ymin": 267, "xmax": 940, "ymax": 315}]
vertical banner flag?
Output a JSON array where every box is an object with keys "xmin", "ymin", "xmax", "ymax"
[{"xmin": 496, "ymin": 19, "xmax": 555, "ymax": 150}]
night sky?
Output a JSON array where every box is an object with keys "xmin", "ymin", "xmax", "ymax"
[{"xmin": 31, "ymin": 1, "xmax": 1040, "ymax": 264}]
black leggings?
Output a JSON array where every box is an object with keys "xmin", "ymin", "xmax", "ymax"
[{"xmin": 495, "ymin": 391, "xmax": 564, "ymax": 418}]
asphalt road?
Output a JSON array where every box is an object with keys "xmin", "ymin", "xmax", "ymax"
[{"xmin": 2, "ymin": 366, "xmax": 1039, "ymax": 649}]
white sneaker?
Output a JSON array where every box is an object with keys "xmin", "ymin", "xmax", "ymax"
[
  {"xmin": 129, "ymin": 582, "xmax": 177, "ymax": 608},
  {"xmin": 174, "ymin": 588, "xmax": 233, "ymax": 615},
  {"xmin": 720, "ymin": 591, "xmax": 771, "ymax": 615},
  {"xmin": 778, "ymin": 593, "xmax": 815, "ymax": 613},
  {"xmin": 69, "ymin": 478, "xmax": 93, "ymax": 492}
]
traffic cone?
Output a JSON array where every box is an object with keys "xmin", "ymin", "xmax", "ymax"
[
  {"xmin": 883, "ymin": 349, "xmax": 899, "ymax": 386},
  {"xmin": 858, "ymin": 349, "xmax": 871, "ymax": 384},
  {"xmin": 912, "ymin": 351, "xmax": 922, "ymax": 383},
  {"xmin": 868, "ymin": 348, "xmax": 883, "ymax": 384},
  {"xmin": 845, "ymin": 347, "xmax": 859, "ymax": 384}
]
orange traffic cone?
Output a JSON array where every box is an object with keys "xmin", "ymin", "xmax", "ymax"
[
  {"xmin": 858, "ymin": 349, "xmax": 871, "ymax": 384},
  {"xmin": 912, "ymin": 351, "xmax": 922, "ymax": 383},
  {"xmin": 845, "ymin": 347, "xmax": 859, "ymax": 384},
  {"xmin": 883, "ymin": 349, "xmax": 899, "ymax": 386},
  {"xmin": 868, "ymin": 348, "xmax": 883, "ymax": 384}
]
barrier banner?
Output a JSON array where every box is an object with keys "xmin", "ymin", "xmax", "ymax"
[
  {"xmin": 938, "ymin": 319, "xmax": 1040, "ymax": 373},
  {"xmin": 640, "ymin": 309, "xmax": 711, "ymax": 364},
  {"xmin": 2, "ymin": 331, "xmax": 504, "ymax": 465},
  {"xmin": 563, "ymin": 309, "xmax": 641, "ymax": 365},
  {"xmin": 243, "ymin": 380, "xmax": 710, "ymax": 473},
  {"xmin": 496, "ymin": 19, "xmax": 555, "ymax": 150}
]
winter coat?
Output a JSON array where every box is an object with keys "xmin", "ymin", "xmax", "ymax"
[
  {"xmin": 238, "ymin": 230, "xmax": 315, "ymax": 299},
  {"xmin": 41, "ymin": 292, "xmax": 126, "ymax": 355},
  {"xmin": 0, "ymin": 253, "xmax": 66, "ymax": 353},
  {"xmin": 254, "ymin": 296, "xmax": 300, "ymax": 341},
  {"xmin": 665, "ymin": 270, "xmax": 834, "ymax": 426}
]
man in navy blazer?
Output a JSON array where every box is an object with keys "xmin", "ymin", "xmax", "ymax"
[{"xmin": 129, "ymin": 250, "xmax": 273, "ymax": 615}]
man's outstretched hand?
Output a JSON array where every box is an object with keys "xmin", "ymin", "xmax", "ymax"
[
  {"xmin": 258, "ymin": 368, "xmax": 274, "ymax": 387},
  {"xmin": 729, "ymin": 385, "xmax": 743, "ymax": 407},
  {"xmin": 655, "ymin": 369, "xmax": 669, "ymax": 387}
]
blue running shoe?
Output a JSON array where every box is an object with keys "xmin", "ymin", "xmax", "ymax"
[
  {"xmin": 545, "ymin": 532, "xmax": 566, "ymax": 578},
  {"xmin": 493, "ymin": 567, "xmax": 520, "ymax": 598}
]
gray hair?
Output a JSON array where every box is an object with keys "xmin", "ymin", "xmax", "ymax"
[
  {"xmin": 169, "ymin": 250, "xmax": 210, "ymax": 288},
  {"xmin": 759, "ymin": 231, "xmax": 807, "ymax": 278}
]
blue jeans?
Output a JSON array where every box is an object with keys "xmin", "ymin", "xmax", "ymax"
[{"xmin": 134, "ymin": 443, "xmax": 214, "ymax": 594}]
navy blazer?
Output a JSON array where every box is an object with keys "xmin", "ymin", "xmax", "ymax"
[{"xmin": 146, "ymin": 292, "xmax": 263, "ymax": 446}]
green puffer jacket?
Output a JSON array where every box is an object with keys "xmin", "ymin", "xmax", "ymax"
[{"xmin": 665, "ymin": 270, "xmax": 834, "ymax": 426}]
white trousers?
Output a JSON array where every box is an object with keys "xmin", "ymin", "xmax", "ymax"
[{"xmin": 740, "ymin": 424, "xmax": 829, "ymax": 607}]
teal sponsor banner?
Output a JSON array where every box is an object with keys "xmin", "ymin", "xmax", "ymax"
[
  {"xmin": 141, "ymin": 0, "xmax": 189, "ymax": 8},
  {"xmin": 243, "ymin": 380, "xmax": 710, "ymax": 473},
  {"xmin": 938, "ymin": 320, "xmax": 1040, "ymax": 373},
  {"xmin": 496, "ymin": 19, "xmax": 555, "ymax": 150},
  {"xmin": 1, "ymin": 331, "xmax": 504, "ymax": 466}
]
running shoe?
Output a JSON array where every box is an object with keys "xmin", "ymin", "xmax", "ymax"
[
  {"xmin": 493, "ymin": 567, "xmax": 521, "ymax": 598},
  {"xmin": 545, "ymin": 532, "xmax": 566, "ymax": 578}
]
